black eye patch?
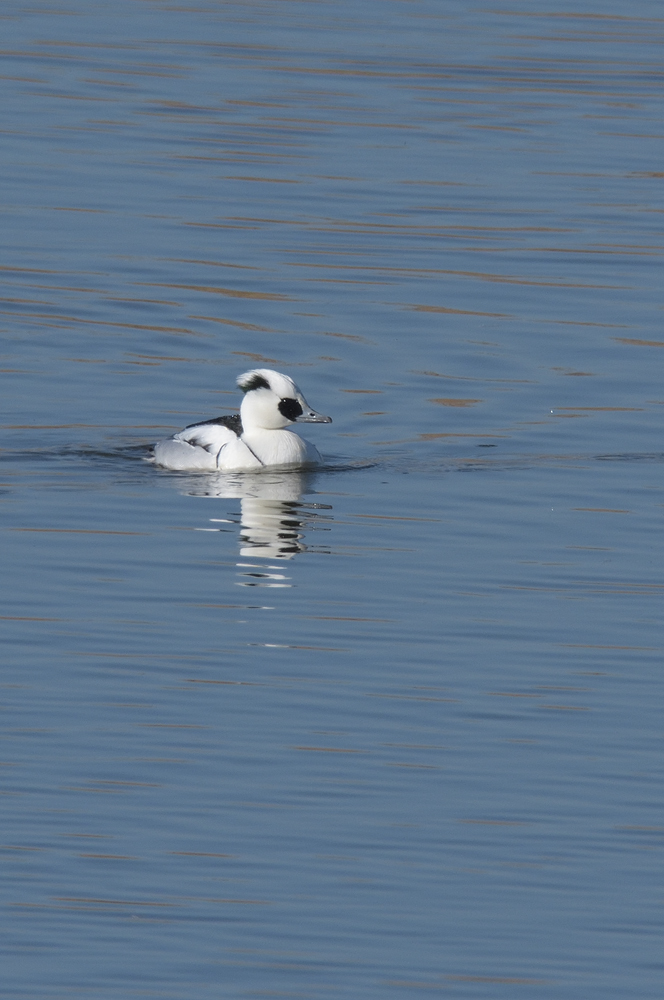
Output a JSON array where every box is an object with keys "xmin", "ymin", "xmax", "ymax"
[{"xmin": 278, "ymin": 397, "xmax": 303, "ymax": 421}]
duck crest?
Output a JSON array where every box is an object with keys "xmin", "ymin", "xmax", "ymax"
[{"xmin": 238, "ymin": 372, "xmax": 270, "ymax": 393}]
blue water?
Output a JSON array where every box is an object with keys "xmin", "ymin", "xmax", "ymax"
[{"xmin": 2, "ymin": 2, "xmax": 663, "ymax": 998}]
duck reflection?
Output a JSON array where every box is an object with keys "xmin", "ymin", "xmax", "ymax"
[{"xmin": 173, "ymin": 470, "xmax": 332, "ymax": 577}]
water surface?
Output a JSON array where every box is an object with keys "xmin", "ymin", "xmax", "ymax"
[{"xmin": 2, "ymin": 2, "xmax": 663, "ymax": 998}]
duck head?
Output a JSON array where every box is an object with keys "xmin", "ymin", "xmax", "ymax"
[{"xmin": 237, "ymin": 369, "xmax": 332, "ymax": 431}]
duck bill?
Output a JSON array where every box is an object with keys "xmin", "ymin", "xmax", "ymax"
[{"xmin": 295, "ymin": 409, "xmax": 332, "ymax": 424}]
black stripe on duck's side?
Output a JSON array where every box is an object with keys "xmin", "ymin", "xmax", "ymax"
[{"xmin": 183, "ymin": 414, "xmax": 243, "ymax": 436}]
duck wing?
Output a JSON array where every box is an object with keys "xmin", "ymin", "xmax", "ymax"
[{"xmin": 175, "ymin": 414, "xmax": 243, "ymax": 454}]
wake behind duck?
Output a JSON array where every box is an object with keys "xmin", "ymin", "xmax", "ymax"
[{"xmin": 153, "ymin": 369, "xmax": 332, "ymax": 472}]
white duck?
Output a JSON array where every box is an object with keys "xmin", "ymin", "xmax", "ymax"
[{"xmin": 153, "ymin": 368, "xmax": 332, "ymax": 471}]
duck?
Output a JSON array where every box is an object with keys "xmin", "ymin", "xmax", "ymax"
[{"xmin": 152, "ymin": 368, "xmax": 332, "ymax": 471}]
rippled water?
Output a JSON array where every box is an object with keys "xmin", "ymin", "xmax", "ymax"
[{"xmin": 2, "ymin": 2, "xmax": 663, "ymax": 998}]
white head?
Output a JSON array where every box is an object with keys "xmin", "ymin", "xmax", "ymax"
[{"xmin": 237, "ymin": 369, "xmax": 332, "ymax": 431}]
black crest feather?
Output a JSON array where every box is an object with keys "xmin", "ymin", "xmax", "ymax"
[{"xmin": 238, "ymin": 372, "xmax": 270, "ymax": 393}]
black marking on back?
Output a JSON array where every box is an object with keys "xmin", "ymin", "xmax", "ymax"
[
  {"xmin": 239, "ymin": 373, "xmax": 270, "ymax": 393},
  {"xmin": 278, "ymin": 397, "xmax": 303, "ymax": 421},
  {"xmin": 184, "ymin": 414, "xmax": 243, "ymax": 436}
]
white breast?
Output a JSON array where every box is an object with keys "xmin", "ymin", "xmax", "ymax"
[{"xmin": 240, "ymin": 429, "xmax": 321, "ymax": 469}]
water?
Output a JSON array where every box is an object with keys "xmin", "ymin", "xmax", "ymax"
[{"xmin": 2, "ymin": 2, "xmax": 663, "ymax": 997}]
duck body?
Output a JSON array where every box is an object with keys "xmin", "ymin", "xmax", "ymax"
[{"xmin": 153, "ymin": 369, "xmax": 331, "ymax": 472}]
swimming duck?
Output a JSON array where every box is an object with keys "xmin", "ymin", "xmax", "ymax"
[{"xmin": 153, "ymin": 368, "xmax": 332, "ymax": 471}]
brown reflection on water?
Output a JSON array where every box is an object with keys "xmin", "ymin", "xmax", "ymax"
[
  {"xmin": 615, "ymin": 337, "xmax": 664, "ymax": 347},
  {"xmin": 190, "ymin": 315, "xmax": 276, "ymax": 332},
  {"xmin": 429, "ymin": 398, "xmax": 482, "ymax": 407},
  {"xmin": 136, "ymin": 283, "xmax": 294, "ymax": 301},
  {"xmin": 283, "ymin": 262, "xmax": 624, "ymax": 289},
  {"xmin": 406, "ymin": 304, "xmax": 510, "ymax": 318}
]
